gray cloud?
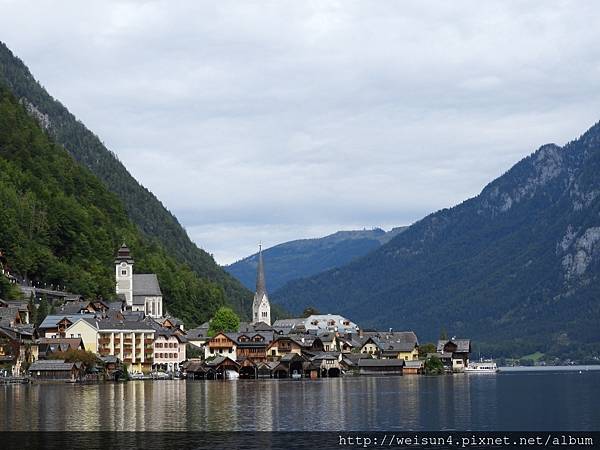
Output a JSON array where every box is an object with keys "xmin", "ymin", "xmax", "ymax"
[{"xmin": 2, "ymin": 0, "xmax": 600, "ymax": 263}]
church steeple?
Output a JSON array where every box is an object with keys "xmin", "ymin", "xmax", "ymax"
[
  {"xmin": 252, "ymin": 244, "xmax": 271, "ymax": 325},
  {"xmin": 256, "ymin": 244, "xmax": 267, "ymax": 298}
]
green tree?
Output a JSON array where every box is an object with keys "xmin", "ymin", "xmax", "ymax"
[
  {"xmin": 208, "ymin": 307, "xmax": 240, "ymax": 336},
  {"xmin": 424, "ymin": 355, "xmax": 444, "ymax": 375},
  {"xmin": 37, "ymin": 294, "xmax": 49, "ymax": 327},
  {"xmin": 302, "ymin": 306, "xmax": 320, "ymax": 317},
  {"xmin": 418, "ymin": 342, "xmax": 437, "ymax": 358},
  {"xmin": 27, "ymin": 292, "xmax": 38, "ymax": 326}
]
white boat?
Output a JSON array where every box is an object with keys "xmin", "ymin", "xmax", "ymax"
[
  {"xmin": 465, "ymin": 360, "xmax": 498, "ymax": 373},
  {"xmin": 291, "ymin": 370, "xmax": 302, "ymax": 380}
]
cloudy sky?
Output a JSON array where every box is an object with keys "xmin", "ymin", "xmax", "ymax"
[{"xmin": 2, "ymin": 1, "xmax": 600, "ymax": 264}]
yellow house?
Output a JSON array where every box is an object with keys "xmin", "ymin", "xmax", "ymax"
[{"xmin": 65, "ymin": 318, "xmax": 99, "ymax": 353}]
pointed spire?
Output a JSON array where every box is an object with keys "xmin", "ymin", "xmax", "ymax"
[{"xmin": 256, "ymin": 244, "xmax": 267, "ymax": 298}]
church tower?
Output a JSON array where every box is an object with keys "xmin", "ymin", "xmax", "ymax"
[
  {"xmin": 252, "ymin": 245, "xmax": 271, "ymax": 325},
  {"xmin": 115, "ymin": 243, "xmax": 134, "ymax": 307}
]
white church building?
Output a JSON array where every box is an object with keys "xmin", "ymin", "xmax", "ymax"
[{"xmin": 115, "ymin": 244, "xmax": 163, "ymax": 318}]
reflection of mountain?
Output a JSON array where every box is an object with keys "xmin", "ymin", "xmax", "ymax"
[{"xmin": 226, "ymin": 228, "xmax": 405, "ymax": 291}]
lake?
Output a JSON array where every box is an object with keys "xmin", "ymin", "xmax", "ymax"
[{"xmin": 1, "ymin": 367, "xmax": 599, "ymax": 431}]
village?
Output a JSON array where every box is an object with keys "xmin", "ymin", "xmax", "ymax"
[{"xmin": 0, "ymin": 244, "xmax": 472, "ymax": 382}]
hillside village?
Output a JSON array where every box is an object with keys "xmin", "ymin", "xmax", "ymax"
[{"xmin": 0, "ymin": 244, "xmax": 471, "ymax": 382}]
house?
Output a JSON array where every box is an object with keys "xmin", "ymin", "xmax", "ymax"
[
  {"xmin": 28, "ymin": 359, "xmax": 84, "ymax": 381},
  {"xmin": 311, "ymin": 352, "xmax": 342, "ymax": 377},
  {"xmin": 114, "ymin": 244, "xmax": 164, "ymax": 318},
  {"xmin": 403, "ymin": 359, "xmax": 424, "ymax": 375},
  {"xmin": 0, "ymin": 299, "xmax": 29, "ymax": 325},
  {"xmin": 437, "ymin": 339, "xmax": 471, "ymax": 372},
  {"xmin": 36, "ymin": 337, "xmax": 85, "ymax": 358},
  {"xmin": 0, "ymin": 326, "xmax": 37, "ymax": 376},
  {"xmin": 204, "ymin": 356, "xmax": 240, "ymax": 380},
  {"xmin": 186, "ymin": 322, "xmax": 209, "ymax": 348},
  {"xmin": 38, "ymin": 315, "xmax": 95, "ymax": 338},
  {"xmin": 204, "ymin": 332, "xmax": 237, "ymax": 360},
  {"xmin": 319, "ymin": 332, "xmax": 338, "ymax": 352},
  {"xmin": 64, "ymin": 317, "xmax": 99, "ymax": 353},
  {"xmin": 273, "ymin": 314, "xmax": 359, "ymax": 335},
  {"xmin": 152, "ymin": 327, "xmax": 187, "ymax": 372},
  {"xmin": 266, "ymin": 336, "xmax": 304, "ymax": 358},
  {"xmin": 358, "ymin": 358, "xmax": 404, "ymax": 376},
  {"xmin": 56, "ymin": 300, "xmax": 108, "ymax": 315},
  {"xmin": 234, "ymin": 332, "xmax": 273, "ymax": 362},
  {"xmin": 96, "ymin": 320, "xmax": 156, "ymax": 373},
  {"xmin": 360, "ymin": 331, "xmax": 419, "ymax": 361},
  {"xmin": 271, "ymin": 353, "xmax": 306, "ymax": 378}
]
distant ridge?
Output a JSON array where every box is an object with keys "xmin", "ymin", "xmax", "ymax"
[{"xmin": 226, "ymin": 227, "xmax": 405, "ymax": 291}]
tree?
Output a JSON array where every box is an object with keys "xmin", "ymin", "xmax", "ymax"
[
  {"xmin": 37, "ymin": 294, "xmax": 49, "ymax": 327},
  {"xmin": 302, "ymin": 306, "xmax": 320, "ymax": 317},
  {"xmin": 208, "ymin": 307, "xmax": 240, "ymax": 336},
  {"xmin": 424, "ymin": 355, "xmax": 444, "ymax": 375},
  {"xmin": 418, "ymin": 342, "xmax": 437, "ymax": 358},
  {"xmin": 27, "ymin": 293, "xmax": 38, "ymax": 326},
  {"xmin": 439, "ymin": 328, "xmax": 448, "ymax": 340}
]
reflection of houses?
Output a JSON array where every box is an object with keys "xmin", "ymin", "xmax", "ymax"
[
  {"xmin": 360, "ymin": 331, "xmax": 419, "ymax": 360},
  {"xmin": 436, "ymin": 339, "xmax": 471, "ymax": 372},
  {"xmin": 358, "ymin": 358, "xmax": 404, "ymax": 375},
  {"xmin": 28, "ymin": 360, "xmax": 84, "ymax": 381}
]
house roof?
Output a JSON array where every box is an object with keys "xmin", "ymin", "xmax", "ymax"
[
  {"xmin": 38, "ymin": 314, "xmax": 95, "ymax": 329},
  {"xmin": 358, "ymin": 359, "xmax": 405, "ymax": 368},
  {"xmin": 363, "ymin": 331, "xmax": 419, "ymax": 353},
  {"xmin": 132, "ymin": 274, "xmax": 162, "ymax": 297},
  {"xmin": 404, "ymin": 360, "xmax": 425, "ymax": 368},
  {"xmin": 28, "ymin": 360, "xmax": 81, "ymax": 372},
  {"xmin": 437, "ymin": 339, "xmax": 471, "ymax": 353},
  {"xmin": 96, "ymin": 320, "xmax": 155, "ymax": 331}
]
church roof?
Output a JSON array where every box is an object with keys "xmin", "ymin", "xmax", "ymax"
[
  {"xmin": 255, "ymin": 247, "xmax": 267, "ymax": 299},
  {"xmin": 115, "ymin": 243, "xmax": 134, "ymax": 264},
  {"xmin": 132, "ymin": 274, "xmax": 162, "ymax": 297}
]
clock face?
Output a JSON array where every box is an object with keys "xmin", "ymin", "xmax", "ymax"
[{"xmin": 121, "ymin": 262, "xmax": 127, "ymax": 267}]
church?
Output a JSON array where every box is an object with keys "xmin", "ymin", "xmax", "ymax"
[
  {"xmin": 252, "ymin": 246, "xmax": 271, "ymax": 326},
  {"xmin": 114, "ymin": 243, "xmax": 164, "ymax": 318}
]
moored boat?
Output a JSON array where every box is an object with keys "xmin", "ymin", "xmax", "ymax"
[{"xmin": 465, "ymin": 360, "xmax": 498, "ymax": 373}]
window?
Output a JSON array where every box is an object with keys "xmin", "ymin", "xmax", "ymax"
[{"xmin": 121, "ymin": 269, "xmax": 127, "ymax": 276}]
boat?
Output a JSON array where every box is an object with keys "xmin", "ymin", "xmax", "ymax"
[
  {"xmin": 465, "ymin": 359, "xmax": 499, "ymax": 373},
  {"xmin": 291, "ymin": 370, "xmax": 301, "ymax": 380}
]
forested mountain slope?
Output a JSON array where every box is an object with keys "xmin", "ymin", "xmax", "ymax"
[
  {"xmin": 0, "ymin": 41, "xmax": 252, "ymax": 316},
  {"xmin": 0, "ymin": 86, "xmax": 230, "ymax": 326}
]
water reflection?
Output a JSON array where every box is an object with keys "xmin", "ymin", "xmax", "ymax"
[{"xmin": 0, "ymin": 371, "xmax": 598, "ymax": 431}]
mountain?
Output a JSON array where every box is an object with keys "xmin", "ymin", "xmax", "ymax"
[
  {"xmin": 273, "ymin": 123, "xmax": 600, "ymax": 358},
  {"xmin": 226, "ymin": 228, "xmax": 405, "ymax": 292},
  {"xmin": 0, "ymin": 41, "xmax": 251, "ymax": 316},
  {"xmin": 0, "ymin": 86, "xmax": 229, "ymax": 325}
]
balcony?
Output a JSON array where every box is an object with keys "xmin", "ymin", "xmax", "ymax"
[
  {"xmin": 144, "ymin": 339, "xmax": 153, "ymax": 344},
  {"xmin": 99, "ymin": 349, "xmax": 111, "ymax": 356},
  {"xmin": 99, "ymin": 338, "xmax": 111, "ymax": 345}
]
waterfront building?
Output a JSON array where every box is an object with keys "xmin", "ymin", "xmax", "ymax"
[
  {"xmin": 252, "ymin": 246, "xmax": 271, "ymax": 326},
  {"xmin": 358, "ymin": 358, "xmax": 405, "ymax": 375},
  {"xmin": 28, "ymin": 359, "xmax": 84, "ymax": 381},
  {"xmin": 360, "ymin": 331, "xmax": 419, "ymax": 361},
  {"xmin": 266, "ymin": 335, "xmax": 304, "ymax": 358},
  {"xmin": 436, "ymin": 339, "xmax": 471, "ymax": 372},
  {"xmin": 152, "ymin": 327, "xmax": 187, "ymax": 372},
  {"xmin": 115, "ymin": 244, "xmax": 163, "ymax": 318},
  {"xmin": 64, "ymin": 317, "xmax": 99, "ymax": 353},
  {"xmin": 204, "ymin": 332, "xmax": 237, "ymax": 360},
  {"xmin": 36, "ymin": 337, "xmax": 85, "ymax": 358},
  {"xmin": 186, "ymin": 322, "xmax": 210, "ymax": 348},
  {"xmin": 96, "ymin": 320, "xmax": 156, "ymax": 373}
]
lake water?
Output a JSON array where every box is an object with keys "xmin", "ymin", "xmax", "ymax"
[{"xmin": 1, "ymin": 368, "xmax": 599, "ymax": 431}]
